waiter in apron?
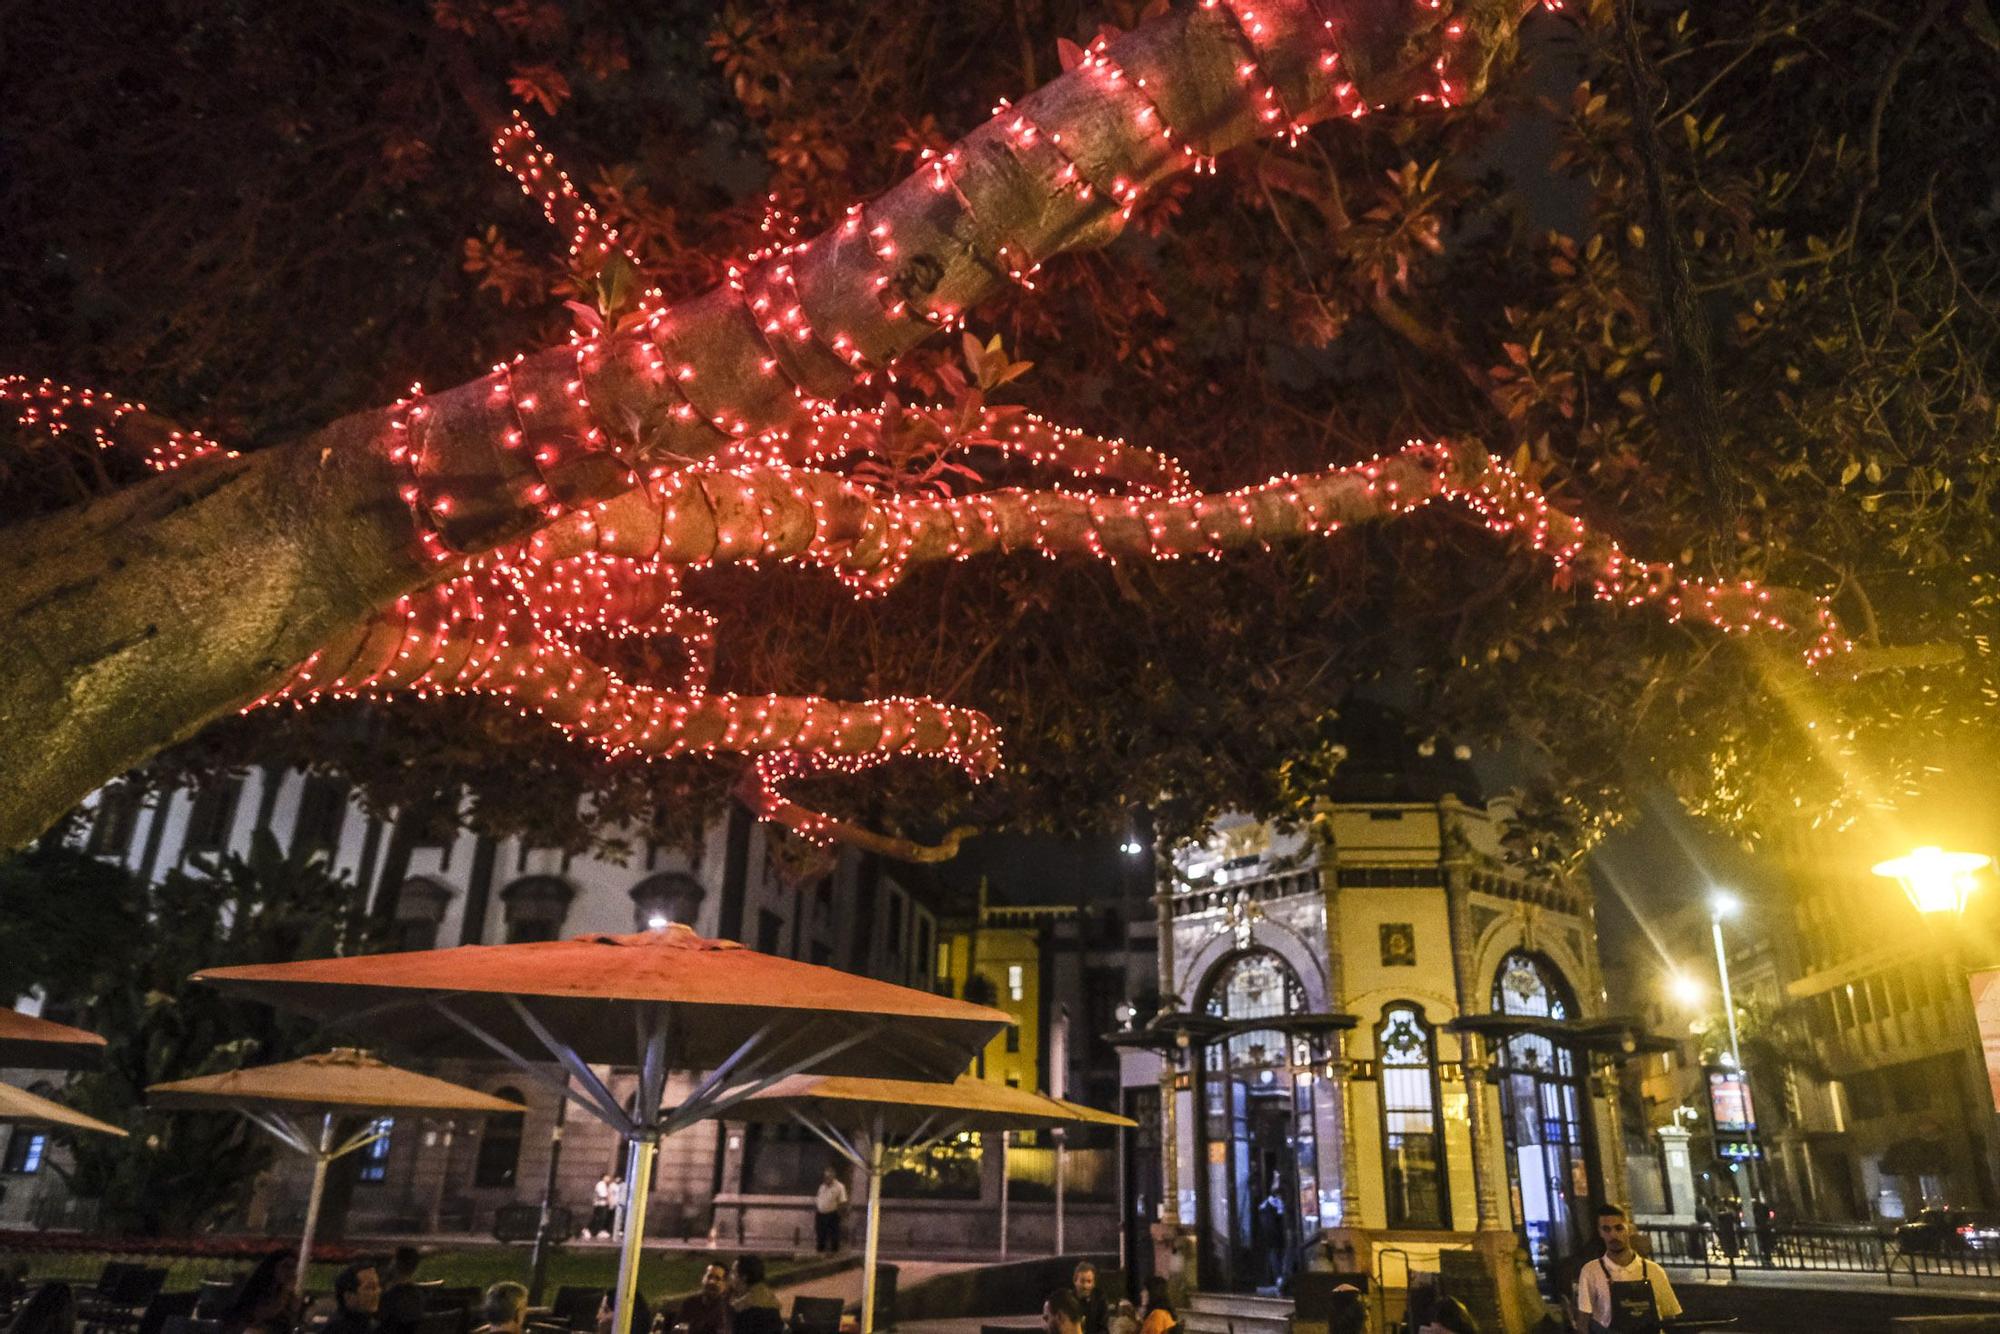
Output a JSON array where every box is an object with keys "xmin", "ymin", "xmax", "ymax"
[{"xmin": 1575, "ymin": 1203, "xmax": 1684, "ymax": 1332}]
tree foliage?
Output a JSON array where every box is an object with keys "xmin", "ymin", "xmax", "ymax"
[
  {"xmin": 24, "ymin": 833, "xmax": 360, "ymax": 1234},
  {"xmin": 3, "ymin": 0, "xmax": 1995, "ymax": 860}
]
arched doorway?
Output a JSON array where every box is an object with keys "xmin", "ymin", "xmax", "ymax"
[
  {"xmin": 1197, "ymin": 949, "xmax": 1319, "ymax": 1293},
  {"xmin": 1492, "ymin": 951, "xmax": 1599, "ymax": 1275}
]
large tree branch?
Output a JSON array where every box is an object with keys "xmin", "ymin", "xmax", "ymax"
[{"xmin": 0, "ymin": 0, "xmax": 1534, "ymax": 847}]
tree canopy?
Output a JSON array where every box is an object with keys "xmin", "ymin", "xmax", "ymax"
[{"xmin": 3, "ymin": 0, "xmax": 1994, "ymax": 863}]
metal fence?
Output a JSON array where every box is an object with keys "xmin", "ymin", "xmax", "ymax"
[{"xmin": 1640, "ymin": 1222, "xmax": 2000, "ymax": 1286}]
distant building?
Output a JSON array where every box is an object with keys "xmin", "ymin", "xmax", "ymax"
[
  {"xmin": 1610, "ymin": 833, "xmax": 2000, "ymax": 1227},
  {"xmin": 4, "ymin": 765, "xmax": 950, "ymax": 1243}
]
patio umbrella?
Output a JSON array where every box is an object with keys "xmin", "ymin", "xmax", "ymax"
[
  {"xmin": 192, "ymin": 925, "xmax": 1011, "ymax": 1334},
  {"xmin": 0, "ymin": 1080, "xmax": 128, "ymax": 1138},
  {"xmin": 148, "ymin": 1048, "xmax": 524, "ymax": 1290},
  {"xmin": 724, "ymin": 1075, "xmax": 1135, "ymax": 1333},
  {"xmin": 0, "ymin": 1009, "xmax": 108, "ymax": 1069}
]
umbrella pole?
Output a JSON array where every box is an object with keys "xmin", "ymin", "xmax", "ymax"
[
  {"xmin": 610, "ymin": 1131, "xmax": 657, "ymax": 1334},
  {"xmin": 1055, "ymin": 1125, "xmax": 1066, "ymax": 1258},
  {"xmin": 298, "ymin": 1113, "xmax": 335, "ymax": 1296},
  {"xmin": 861, "ymin": 1131, "xmax": 885, "ymax": 1334},
  {"xmin": 998, "ymin": 1131, "xmax": 1010, "ymax": 1260}
]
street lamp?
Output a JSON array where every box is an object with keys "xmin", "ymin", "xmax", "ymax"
[
  {"xmin": 1707, "ymin": 890, "xmax": 1763, "ymax": 1203},
  {"xmin": 1872, "ymin": 846, "xmax": 1992, "ymax": 917},
  {"xmin": 1668, "ymin": 971, "xmax": 1706, "ymax": 1010}
]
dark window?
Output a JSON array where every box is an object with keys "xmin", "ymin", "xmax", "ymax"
[
  {"xmin": 87, "ymin": 785, "xmax": 144, "ymax": 858},
  {"xmin": 2, "ymin": 1128, "xmax": 46, "ymax": 1174},
  {"xmin": 814, "ymin": 876, "xmax": 834, "ymax": 912},
  {"xmin": 886, "ymin": 901, "xmax": 904, "ymax": 956},
  {"xmin": 357, "ymin": 1117, "xmax": 394, "ymax": 1183},
  {"xmin": 757, "ymin": 908, "xmax": 783, "ymax": 955},
  {"xmin": 916, "ymin": 920, "xmax": 933, "ymax": 980},
  {"xmin": 1833, "ymin": 985, "xmax": 1854, "ymax": 1029},
  {"xmin": 474, "ymin": 1088, "xmax": 526, "ymax": 1188},
  {"xmin": 1845, "ymin": 1071, "xmax": 1885, "ymax": 1121},
  {"xmin": 396, "ymin": 918, "xmax": 440, "ymax": 952},
  {"xmin": 810, "ymin": 941, "xmax": 833, "ymax": 967},
  {"xmin": 293, "ymin": 776, "xmax": 348, "ymax": 856},
  {"xmin": 183, "ymin": 779, "xmax": 243, "ymax": 855},
  {"xmin": 742, "ymin": 1123, "xmax": 827, "ymax": 1195},
  {"xmin": 1378, "ymin": 1004, "xmax": 1449, "ymax": 1229},
  {"xmin": 1005, "ymin": 1026, "xmax": 1021, "ymax": 1054},
  {"xmin": 630, "ymin": 872, "xmax": 704, "ymax": 932},
  {"xmin": 501, "ymin": 876, "xmax": 572, "ymax": 944},
  {"xmin": 1852, "ymin": 980, "xmax": 1874, "ymax": 1025}
]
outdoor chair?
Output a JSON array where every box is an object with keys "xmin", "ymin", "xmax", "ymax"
[
  {"xmin": 82, "ymin": 1266, "xmax": 168, "ymax": 1332},
  {"xmin": 788, "ymin": 1295, "xmax": 844, "ymax": 1334},
  {"xmin": 548, "ymin": 1287, "xmax": 608, "ymax": 1331},
  {"xmin": 134, "ymin": 1291, "xmax": 198, "ymax": 1334},
  {"xmin": 422, "ymin": 1287, "xmax": 484, "ymax": 1313},
  {"xmin": 193, "ymin": 1278, "xmax": 240, "ymax": 1320}
]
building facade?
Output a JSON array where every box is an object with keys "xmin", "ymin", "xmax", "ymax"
[
  {"xmin": 3, "ymin": 765, "xmax": 946, "ymax": 1241},
  {"xmin": 1120, "ymin": 800, "xmax": 1645, "ymax": 1327}
]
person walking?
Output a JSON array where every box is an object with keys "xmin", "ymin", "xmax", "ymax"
[
  {"xmin": 1751, "ymin": 1196, "xmax": 1777, "ymax": 1267},
  {"xmin": 813, "ymin": 1167, "xmax": 848, "ymax": 1253},
  {"xmin": 1574, "ymin": 1204, "xmax": 1682, "ymax": 1333}
]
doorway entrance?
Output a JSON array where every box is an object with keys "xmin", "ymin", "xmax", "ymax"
[
  {"xmin": 1196, "ymin": 951, "xmax": 1320, "ymax": 1293},
  {"xmin": 1492, "ymin": 951, "xmax": 1598, "ymax": 1278}
]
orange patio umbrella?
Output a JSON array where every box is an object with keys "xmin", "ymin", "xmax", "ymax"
[
  {"xmin": 0, "ymin": 1080, "xmax": 128, "ymax": 1139},
  {"xmin": 724, "ymin": 1075, "xmax": 1134, "ymax": 1333},
  {"xmin": 0, "ymin": 1009, "xmax": 108, "ymax": 1069},
  {"xmin": 193, "ymin": 925, "xmax": 1011, "ymax": 1334},
  {"xmin": 149, "ymin": 1049, "xmax": 524, "ymax": 1290}
]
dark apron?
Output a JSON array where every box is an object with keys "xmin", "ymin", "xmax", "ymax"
[{"xmin": 1588, "ymin": 1257, "xmax": 1661, "ymax": 1334}]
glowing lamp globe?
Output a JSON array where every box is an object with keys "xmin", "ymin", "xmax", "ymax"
[{"xmin": 1872, "ymin": 846, "xmax": 1991, "ymax": 917}]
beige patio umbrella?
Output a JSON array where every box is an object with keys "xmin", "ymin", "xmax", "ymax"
[
  {"xmin": 0, "ymin": 1009, "xmax": 108, "ymax": 1069},
  {"xmin": 724, "ymin": 1075, "xmax": 1135, "ymax": 1333},
  {"xmin": 0, "ymin": 1080, "xmax": 128, "ymax": 1138},
  {"xmin": 192, "ymin": 925, "xmax": 1011, "ymax": 1334},
  {"xmin": 148, "ymin": 1049, "xmax": 524, "ymax": 1290}
]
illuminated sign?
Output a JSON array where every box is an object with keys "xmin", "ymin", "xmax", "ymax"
[{"xmin": 1707, "ymin": 1067, "xmax": 1756, "ymax": 1135}]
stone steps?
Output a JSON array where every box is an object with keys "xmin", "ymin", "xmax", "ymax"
[{"xmin": 1181, "ymin": 1292, "xmax": 1294, "ymax": 1334}]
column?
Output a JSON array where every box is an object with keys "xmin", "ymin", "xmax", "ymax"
[{"xmin": 1443, "ymin": 856, "xmax": 1503, "ymax": 1230}]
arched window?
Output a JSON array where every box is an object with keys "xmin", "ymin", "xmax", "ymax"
[
  {"xmin": 393, "ymin": 877, "xmax": 453, "ymax": 952},
  {"xmin": 473, "ymin": 1086, "xmax": 526, "ymax": 1188},
  {"xmin": 1377, "ymin": 1004, "xmax": 1448, "ymax": 1229},
  {"xmin": 500, "ymin": 876, "xmax": 573, "ymax": 943},
  {"xmin": 630, "ymin": 872, "xmax": 705, "ymax": 932}
]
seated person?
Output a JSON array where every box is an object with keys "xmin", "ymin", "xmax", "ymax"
[
  {"xmin": 676, "ymin": 1265, "xmax": 731, "ymax": 1334},
  {"xmin": 727, "ymin": 1259, "xmax": 780, "ymax": 1334},
  {"xmin": 323, "ymin": 1263, "xmax": 383, "ymax": 1334},
  {"xmin": 479, "ymin": 1284, "xmax": 528, "ymax": 1334}
]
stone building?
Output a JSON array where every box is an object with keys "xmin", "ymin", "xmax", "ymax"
[
  {"xmin": 2, "ymin": 765, "xmax": 945, "ymax": 1242},
  {"xmin": 1119, "ymin": 796, "xmax": 1650, "ymax": 1327}
]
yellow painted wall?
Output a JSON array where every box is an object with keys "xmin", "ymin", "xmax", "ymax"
[{"xmin": 938, "ymin": 924, "xmax": 1041, "ymax": 1091}]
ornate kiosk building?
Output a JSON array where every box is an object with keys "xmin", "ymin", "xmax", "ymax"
[{"xmin": 1118, "ymin": 798, "xmax": 1647, "ymax": 1328}]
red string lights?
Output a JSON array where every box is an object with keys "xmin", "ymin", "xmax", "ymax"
[
  {"xmin": 0, "ymin": 375, "xmax": 239, "ymax": 474},
  {"xmin": 18, "ymin": 2, "xmax": 1854, "ymax": 855},
  {"xmin": 261, "ymin": 410, "xmax": 1854, "ymax": 851}
]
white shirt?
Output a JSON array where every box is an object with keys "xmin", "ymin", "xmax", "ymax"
[
  {"xmin": 1575, "ymin": 1253, "xmax": 1681, "ymax": 1324},
  {"xmin": 816, "ymin": 1179, "xmax": 848, "ymax": 1212}
]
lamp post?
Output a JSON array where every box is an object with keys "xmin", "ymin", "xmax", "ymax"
[
  {"xmin": 1872, "ymin": 847, "xmax": 1997, "ymax": 1207},
  {"xmin": 1708, "ymin": 891, "xmax": 1763, "ymax": 1208}
]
